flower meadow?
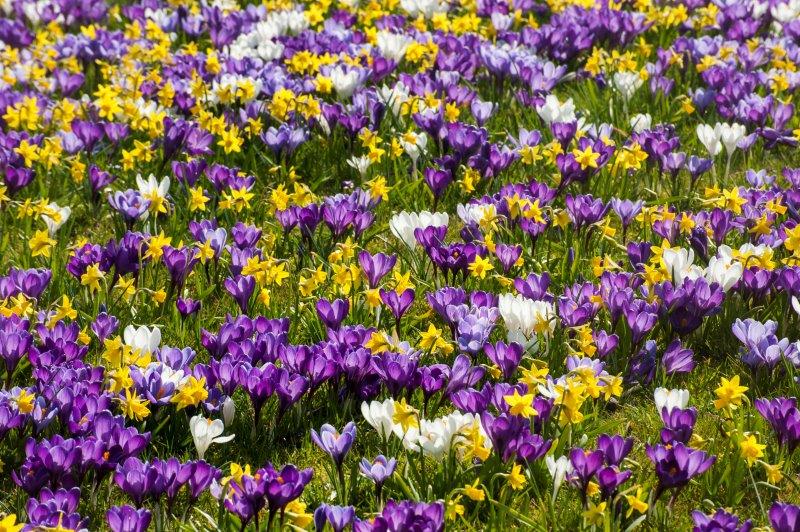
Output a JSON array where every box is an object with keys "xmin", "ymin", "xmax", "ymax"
[{"xmin": 3, "ymin": 0, "xmax": 800, "ymax": 531}]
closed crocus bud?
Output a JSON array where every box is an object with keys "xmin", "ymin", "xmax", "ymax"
[
  {"xmin": 222, "ymin": 397, "xmax": 235, "ymax": 426},
  {"xmin": 696, "ymin": 123, "xmax": 722, "ymax": 157}
]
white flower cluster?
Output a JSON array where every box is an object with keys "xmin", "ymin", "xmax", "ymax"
[
  {"xmin": 498, "ymin": 293, "xmax": 556, "ymax": 350},
  {"xmin": 696, "ymin": 122, "xmax": 747, "ymax": 158},
  {"xmin": 228, "ymin": 10, "xmax": 307, "ymax": 62},
  {"xmin": 361, "ymin": 398, "xmax": 491, "ymax": 460},
  {"xmin": 662, "ymin": 243, "xmax": 771, "ymax": 292},
  {"xmin": 399, "ymin": 0, "xmax": 447, "ymax": 19}
]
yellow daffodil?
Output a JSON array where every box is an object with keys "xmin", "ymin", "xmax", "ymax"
[{"xmin": 713, "ymin": 375, "xmax": 748, "ymax": 410}]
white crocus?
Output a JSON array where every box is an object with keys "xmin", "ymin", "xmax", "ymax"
[
  {"xmin": 705, "ymin": 245, "xmax": 743, "ymax": 292},
  {"xmin": 696, "ymin": 123, "xmax": 722, "ymax": 157},
  {"xmin": 630, "ymin": 113, "xmax": 652, "ymax": 133},
  {"xmin": 396, "ymin": 411, "xmax": 477, "ymax": 459},
  {"xmin": 421, "ymin": 413, "xmax": 475, "ymax": 459},
  {"xmin": 41, "ymin": 202, "xmax": 71, "ymax": 235},
  {"xmin": 123, "ymin": 325, "xmax": 161, "ymax": 357},
  {"xmin": 361, "ymin": 398, "xmax": 395, "ymax": 440},
  {"xmin": 133, "ymin": 98, "xmax": 166, "ymax": 120},
  {"xmin": 751, "ymin": 0, "xmax": 769, "ymax": 19},
  {"xmin": 157, "ymin": 364, "xmax": 187, "ymax": 388},
  {"xmin": 222, "ymin": 397, "xmax": 236, "ymax": 426},
  {"xmin": 612, "ymin": 71, "xmax": 643, "ymax": 102},
  {"xmin": 498, "ymin": 293, "xmax": 556, "ymax": 350},
  {"xmin": 346, "ymin": 155, "xmax": 371, "ymax": 178},
  {"xmin": 399, "ymin": 131, "xmax": 427, "ymax": 164},
  {"xmin": 718, "ymin": 122, "xmax": 746, "ymax": 157},
  {"xmin": 546, "ymin": 455, "xmax": 573, "ymax": 501},
  {"xmin": 22, "ymin": 0, "xmax": 48, "ymax": 25},
  {"xmin": 227, "ymin": 11, "xmax": 300, "ymax": 62},
  {"xmin": 792, "ymin": 296, "xmax": 800, "ymax": 316},
  {"xmin": 399, "ymin": 0, "xmax": 447, "ymax": 18},
  {"xmin": 329, "ymin": 66, "xmax": 361, "ymax": 99},
  {"xmin": 376, "ymin": 31, "xmax": 413, "ymax": 62},
  {"xmin": 771, "ymin": 0, "xmax": 800, "ymax": 23},
  {"xmin": 654, "ymin": 387, "xmax": 689, "ymax": 414},
  {"xmin": 136, "ymin": 173, "xmax": 170, "ymax": 212},
  {"xmin": 413, "ymin": 418, "xmax": 452, "ymax": 458},
  {"xmin": 378, "ymin": 82, "xmax": 410, "ymax": 117},
  {"xmin": 536, "ymin": 94, "xmax": 576, "ymax": 125},
  {"xmin": 189, "ymin": 415, "xmax": 235, "ymax": 460},
  {"xmin": 456, "ymin": 203, "xmax": 497, "ymax": 227},
  {"xmin": 662, "ymin": 248, "xmax": 695, "ymax": 285},
  {"xmin": 388, "ymin": 211, "xmax": 450, "ymax": 249}
]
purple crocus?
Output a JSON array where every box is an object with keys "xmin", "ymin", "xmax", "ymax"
[
  {"xmin": 188, "ymin": 460, "xmax": 220, "ymax": 502},
  {"xmin": 107, "ymin": 505, "xmax": 152, "ymax": 532},
  {"xmin": 732, "ymin": 318, "xmax": 793, "ymax": 370},
  {"xmin": 444, "ymin": 354, "xmax": 485, "ymax": 396},
  {"xmin": 514, "ymin": 272, "xmax": 551, "ymax": 301},
  {"xmin": 568, "ymin": 448, "xmax": 605, "ymax": 496},
  {"xmin": 691, "ymin": 508, "xmax": 752, "ymax": 532},
  {"xmin": 479, "ymin": 411, "xmax": 528, "ymax": 462},
  {"xmin": 162, "ymin": 246, "xmax": 198, "ymax": 291},
  {"xmin": 597, "ymin": 434, "xmax": 633, "ymax": 467},
  {"xmin": 646, "ymin": 443, "xmax": 715, "ymax": 500},
  {"xmin": 420, "ymin": 364, "xmax": 449, "ymax": 402},
  {"xmin": 358, "ymin": 251, "xmax": 396, "ymax": 288},
  {"xmin": 311, "ymin": 422, "xmax": 356, "ymax": 468},
  {"xmin": 565, "ymin": 194, "xmax": 609, "ymax": 229},
  {"xmin": 0, "ymin": 323, "xmax": 32, "ymax": 386},
  {"xmin": 754, "ymin": 397, "xmax": 800, "ymax": 451},
  {"xmin": 610, "ymin": 198, "xmax": 643, "ymax": 237},
  {"xmin": 372, "ymin": 352, "xmax": 419, "ymax": 396},
  {"xmin": 91, "ymin": 311, "xmax": 119, "ymax": 343},
  {"xmin": 222, "ymin": 471, "xmax": 267, "ymax": 526},
  {"xmin": 224, "ymin": 275, "xmax": 255, "ymax": 314},
  {"xmin": 660, "ymin": 407, "xmax": 698, "ymax": 445},
  {"xmin": 4, "ymin": 166, "xmax": 34, "ymax": 195},
  {"xmin": 176, "ymin": 297, "xmax": 201, "ymax": 318},
  {"xmin": 25, "ymin": 487, "xmax": 84, "ymax": 530},
  {"xmin": 359, "ymin": 455, "xmax": 396, "ymax": 490},
  {"xmin": 356, "ymin": 500, "xmax": 443, "ymax": 532},
  {"xmin": 88, "ymin": 165, "xmax": 116, "ymax": 199},
  {"xmin": 172, "ymin": 159, "xmax": 207, "ymax": 187},
  {"xmin": 263, "ymin": 462, "xmax": 313, "ymax": 513},
  {"xmin": 687, "ymin": 155, "xmax": 713, "ymax": 183},
  {"xmin": 597, "ymin": 466, "xmax": 632, "ymax": 500},
  {"xmin": 769, "ymin": 502, "xmax": 800, "ymax": 532},
  {"xmin": 231, "ymin": 222, "xmax": 262, "ymax": 249},
  {"xmin": 380, "ymin": 288, "xmax": 415, "ymax": 327},
  {"xmin": 72, "ymin": 119, "xmax": 104, "ymax": 153},
  {"xmin": 456, "ymin": 306, "xmax": 498, "ymax": 355},
  {"xmin": 0, "ymin": 402, "xmax": 25, "ymax": 442},
  {"xmin": 471, "ymin": 98, "xmax": 496, "ymax": 126},
  {"xmin": 624, "ymin": 303, "xmax": 659, "ymax": 345},
  {"xmin": 662, "ymin": 339, "xmax": 696, "ymax": 375},
  {"xmin": 483, "ymin": 341, "xmax": 523, "ymax": 380},
  {"xmin": 423, "ymin": 167, "xmax": 453, "ymax": 201},
  {"xmin": 315, "ymin": 504, "xmax": 355, "ymax": 532},
  {"xmin": 316, "ymin": 298, "xmax": 349, "ymax": 331},
  {"xmin": 113, "ymin": 457, "xmax": 164, "ymax": 506},
  {"xmin": 495, "ymin": 244, "xmax": 522, "ymax": 274},
  {"xmin": 108, "ymin": 190, "xmax": 149, "ymax": 226}
]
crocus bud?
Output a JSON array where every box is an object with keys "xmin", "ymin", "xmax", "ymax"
[{"xmin": 222, "ymin": 397, "xmax": 235, "ymax": 426}]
